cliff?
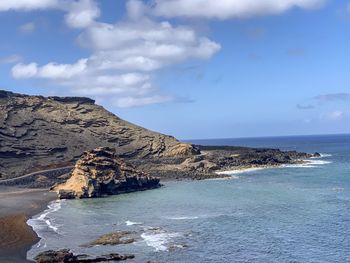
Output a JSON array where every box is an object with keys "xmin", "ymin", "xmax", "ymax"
[{"xmin": 0, "ymin": 90, "xmax": 197, "ymax": 179}]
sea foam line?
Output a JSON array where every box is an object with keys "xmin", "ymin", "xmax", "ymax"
[
  {"xmin": 27, "ymin": 200, "xmax": 64, "ymax": 237},
  {"xmin": 125, "ymin": 220, "xmax": 142, "ymax": 226},
  {"xmin": 216, "ymin": 167, "xmax": 269, "ymax": 176},
  {"xmin": 164, "ymin": 216, "xmax": 199, "ymax": 220},
  {"xmin": 283, "ymin": 159, "xmax": 332, "ymax": 168}
]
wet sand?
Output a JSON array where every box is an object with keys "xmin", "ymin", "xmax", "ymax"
[{"xmin": 0, "ymin": 187, "xmax": 56, "ymax": 262}]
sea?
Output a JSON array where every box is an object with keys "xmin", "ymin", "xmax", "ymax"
[{"xmin": 27, "ymin": 134, "xmax": 350, "ymax": 262}]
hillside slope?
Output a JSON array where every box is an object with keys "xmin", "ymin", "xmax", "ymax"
[{"xmin": 0, "ymin": 90, "xmax": 196, "ymax": 179}]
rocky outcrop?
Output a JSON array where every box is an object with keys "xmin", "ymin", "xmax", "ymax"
[
  {"xmin": 86, "ymin": 231, "xmax": 138, "ymax": 247},
  {"xmin": 34, "ymin": 249, "xmax": 135, "ymax": 262},
  {"xmin": 52, "ymin": 147, "xmax": 161, "ymax": 199},
  {"xmin": 0, "ymin": 90, "xmax": 197, "ymax": 180}
]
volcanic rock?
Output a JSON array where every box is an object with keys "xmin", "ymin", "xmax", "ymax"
[
  {"xmin": 86, "ymin": 231, "xmax": 138, "ymax": 247},
  {"xmin": 34, "ymin": 249, "xmax": 135, "ymax": 262},
  {"xmin": 53, "ymin": 147, "xmax": 161, "ymax": 199},
  {"xmin": 0, "ymin": 90, "xmax": 198, "ymax": 180}
]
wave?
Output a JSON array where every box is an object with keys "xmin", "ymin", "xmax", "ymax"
[
  {"xmin": 27, "ymin": 200, "xmax": 64, "ymax": 239},
  {"xmin": 216, "ymin": 167, "xmax": 266, "ymax": 176},
  {"xmin": 125, "ymin": 220, "xmax": 142, "ymax": 226},
  {"xmin": 141, "ymin": 229, "xmax": 182, "ymax": 252},
  {"xmin": 165, "ymin": 216, "xmax": 199, "ymax": 220},
  {"xmin": 283, "ymin": 159, "xmax": 332, "ymax": 168}
]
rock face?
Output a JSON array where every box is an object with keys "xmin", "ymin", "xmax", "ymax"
[
  {"xmin": 0, "ymin": 90, "xmax": 197, "ymax": 179},
  {"xmin": 53, "ymin": 147, "xmax": 161, "ymax": 199}
]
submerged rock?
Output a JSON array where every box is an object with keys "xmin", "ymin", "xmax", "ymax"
[
  {"xmin": 86, "ymin": 231, "xmax": 138, "ymax": 247},
  {"xmin": 52, "ymin": 147, "xmax": 161, "ymax": 199},
  {"xmin": 34, "ymin": 249, "xmax": 135, "ymax": 262}
]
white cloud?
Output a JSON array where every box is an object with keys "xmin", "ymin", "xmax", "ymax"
[
  {"xmin": 114, "ymin": 95, "xmax": 173, "ymax": 108},
  {"xmin": 39, "ymin": 59, "xmax": 88, "ymax": 79},
  {"xmin": 12, "ymin": 15, "xmax": 220, "ymax": 107},
  {"xmin": 12, "ymin": 59, "xmax": 87, "ymax": 79},
  {"xmin": 79, "ymin": 19, "xmax": 220, "ymax": 72},
  {"xmin": 3, "ymin": 0, "xmax": 327, "ymax": 107},
  {"xmin": 12, "ymin": 63, "xmax": 38, "ymax": 78},
  {"xmin": 0, "ymin": 0, "xmax": 58, "ymax": 11},
  {"xmin": 0, "ymin": 0, "xmax": 100, "ymax": 28},
  {"xmin": 150, "ymin": 0, "xmax": 325, "ymax": 19},
  {"xmin": 322, "ymin": 111, "xmax": 345, "ymax": 121},
  {"xmin": 64, "ymin": 0, "xmax": 100, "ymax": 28},
  {"xmin": 0, "ymin": 54, "xmax": 22, "ymax": 64},
  {"xmin": 19, "ymin": 22, "xmax": 35, "ymax": 34}
]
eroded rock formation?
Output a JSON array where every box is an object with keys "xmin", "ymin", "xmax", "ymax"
[{"xmin": 53, "ymin": 147, "xmax": 160, "ymax": 199}]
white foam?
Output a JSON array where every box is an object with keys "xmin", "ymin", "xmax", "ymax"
[
  {"xmin": 206, "ymin": 175, "xmax": 240, "ymax": 181},
  {"xmin": 27, "ymin": 200, "xmax": 63, "ymax": 236},
  {"xmin": 320, "ymin": 153, "xmax": 332, "ymax": 158},
  {"xmin": 165, "ymin": 216, "xmax": 199, "ymax": 220},
  {"xmin": 283, "ymin": 159, "xmax": 332, "ymax": 169},
  {"xmin": 217, "ymin": 156, "xmax": 333, "ymax": 174},
  {"xmin": 141, "ymin": 229, "xmax": 181, "ymax": 252},
  {"xmin": 125, "ymin": 220, "xmax": 142, "ymax": 226},
  {"xmin": 216, "ymin": 167, "xmax": 265, "ymax": 176}
]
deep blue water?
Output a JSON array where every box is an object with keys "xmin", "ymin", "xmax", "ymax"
[{"xmin": 28, "ymin": 134, "xmax": 350, "ymax": 262}]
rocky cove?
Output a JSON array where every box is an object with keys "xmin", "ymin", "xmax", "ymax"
[{"xmin": 0, "ymin": 90, "xmax": 321, "ymax": 262}]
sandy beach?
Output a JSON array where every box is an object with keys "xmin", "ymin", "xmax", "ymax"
[{"xmin": 0, "ymin": 187, "xmax": 56, "ymax": 263}]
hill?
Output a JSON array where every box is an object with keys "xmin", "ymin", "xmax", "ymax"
[{"xmin": 0, "ymin": 90, "xmax": 197, "ymax": 179}]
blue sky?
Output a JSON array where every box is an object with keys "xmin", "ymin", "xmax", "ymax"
[{"xmin": 0, "ymin": 0, "xmax": 350, "ymax": 139}]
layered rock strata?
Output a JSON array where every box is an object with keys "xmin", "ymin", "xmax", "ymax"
[{"xmin": 53, "ymin": 147, "xmax": 161, "ymax": 199}]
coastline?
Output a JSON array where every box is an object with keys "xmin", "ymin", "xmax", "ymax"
[
  {"xmin": 1, "ymin": 156, "xmax": 327, "ymax": 262},
  {"xmin": 214, "ymin": 156, "xmax": 330, "ymax": 176},
  {"xmin": 0, "ymin": 187, "xmax": 56, "ymax": 263}
]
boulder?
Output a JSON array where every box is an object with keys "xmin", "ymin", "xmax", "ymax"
[{"xmin": 52, "ymin": 147, "xmax": 161, "ymax": 199}]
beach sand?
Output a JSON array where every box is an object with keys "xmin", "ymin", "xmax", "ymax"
[{"xmin": 0, "ymin": 187, "xmax": 56, "ymax": 262}]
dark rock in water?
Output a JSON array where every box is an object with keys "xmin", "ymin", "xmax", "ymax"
[
  {"xmin": 52, "ymin": 147, "xmax": 161, "ymax": 199},
  {"xmin": 57, "ymin": 190, "xmax": 76, "ymax": 200},
  {"xmin": 86, "ymin": 231, "xmax": 138, "ymax": 247},
  {"xmin": 34, "ymin": 249, "xmax": 73, "ymax": 263},
  {"xmin": 313, "ymin": 152, "xmax": 321, "ymax": 157},
  {"xmin": 34, "ymin": 249, "xmax": 135, "ymax": 262}
]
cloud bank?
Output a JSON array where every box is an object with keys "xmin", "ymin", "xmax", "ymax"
[
  {"xmin": 10, "ymin": 1, "xmax": 221, "ymax": 107},
  {"xmin": 6, "ymin": 0, "xmax": 326, "ymax": 107},
  {"xmin": 150, "ymin": 0, "xmax": 325, "ymax": 19},
  {"xmin": 0, "ymin": 0, "xmax": 99, "ymax": 28}
]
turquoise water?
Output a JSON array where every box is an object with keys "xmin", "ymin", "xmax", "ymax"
[{"xmin": 28, "ymin": 135, "xmax": 350, "ymax": 262}]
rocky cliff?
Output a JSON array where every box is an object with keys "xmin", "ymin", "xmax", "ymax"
[
  {"xmin": 53, "ymin": 147, "xmax": 160, "ymax": 199},
  {"xmin": 0, "ymin": 90, "xmax": 197, "ymax": 179}
]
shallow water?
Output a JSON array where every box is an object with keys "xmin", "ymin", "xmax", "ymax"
[{"xmin": 28, "ymin": 134, "xmax": 350, "ymax": 262}]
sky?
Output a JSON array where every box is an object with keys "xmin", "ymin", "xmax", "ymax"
[{"xmin": 0, "ymin": 0, "xmax": 350, "ymax": 139}]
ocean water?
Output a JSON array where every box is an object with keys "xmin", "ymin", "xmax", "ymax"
[{"xmin": 27, "ymin": 134, "xmax": 350, "ymax": 262}]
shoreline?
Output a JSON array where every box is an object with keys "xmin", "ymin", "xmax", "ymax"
[
  {"xmin": 214, "ymin": 156, "xmax": 329, "ymax": 176},
  {"xmin": 0, "ymin": 187, "xmax": 56, "ymax": 263},
  {"xmin": 1, "ymin": 156, "xmax": 327, "ymax": 262}
]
